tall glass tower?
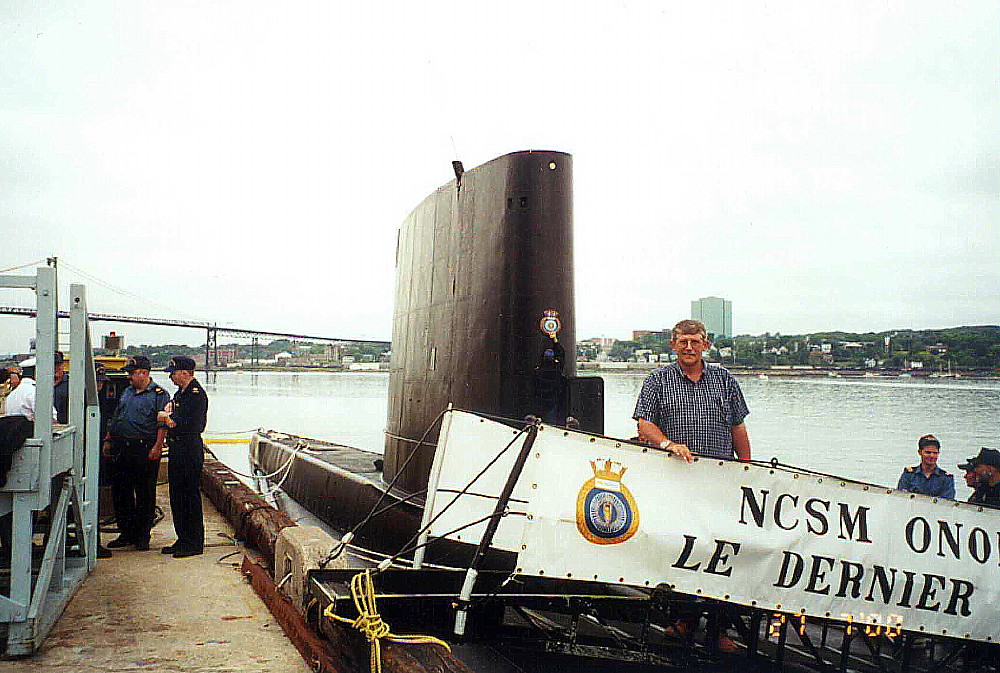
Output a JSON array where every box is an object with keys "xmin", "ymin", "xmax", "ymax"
[{"xmin": 691, "ymin": 296, "xmax": 732, "ymax": 339}]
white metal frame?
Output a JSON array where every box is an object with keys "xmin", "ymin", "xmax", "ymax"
[{"xmin": 0, "ymin": 266, "xmax": 100, "ymax": 656}]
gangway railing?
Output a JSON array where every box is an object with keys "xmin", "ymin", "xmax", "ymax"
[{"xmin": 0, "ymin": 266, "xmax": 100, "ymax": 656}]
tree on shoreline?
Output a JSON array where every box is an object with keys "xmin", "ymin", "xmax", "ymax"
[{"xmin": 580, "ymin": 326, "xmax": 1000, "ymax": 371}]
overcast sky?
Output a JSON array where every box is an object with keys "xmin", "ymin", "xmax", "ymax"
[{"xmin": 2, "ymin": 2, "xmax": 997, "ymax": 355}]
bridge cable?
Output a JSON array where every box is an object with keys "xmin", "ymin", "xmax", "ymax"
[
  {"xmin": 59, "ymin": 259, "xmax": 207, "ymax": 323},
  {"xmin": 0, "ymin": 258, "xmax": 47, "ymax": 274}
]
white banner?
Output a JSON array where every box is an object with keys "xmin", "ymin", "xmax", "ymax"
[
  {"xmin": 423, "ymin": 410, "xmax": 531, "ymax": 550},
  {"xmin": 429, "ymin": 410, "xmax": 1000, "ymax": 643}
]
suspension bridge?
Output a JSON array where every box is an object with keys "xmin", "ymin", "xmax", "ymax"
[{"xmin": 0, "ymin": 258, "xmax": 389, "ymax": 368}]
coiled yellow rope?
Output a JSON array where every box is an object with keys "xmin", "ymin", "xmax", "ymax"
[{"xmin": 322, "ymin": 569, "xmax": 451, "ymax": 673}]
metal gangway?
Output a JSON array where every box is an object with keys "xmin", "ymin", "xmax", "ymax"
[{"xmin": 0, "ymin": 265, "xmax": 101, "ymax": 656}]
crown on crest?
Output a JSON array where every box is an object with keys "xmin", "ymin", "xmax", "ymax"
[{"xmin": 590, "ymin": 458, "xmax": 627, "ymax": 482}]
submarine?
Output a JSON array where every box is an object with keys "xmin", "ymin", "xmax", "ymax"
[{"xmin": 251, "ymin": 149, "xmax": 604, "ymax": 564}]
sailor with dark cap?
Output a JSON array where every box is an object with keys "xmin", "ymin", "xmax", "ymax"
[
  {"xmin": 159, "ymin": 356, "xmax": 208, "ymax": 558},
  {"xmin": 958, "ymin": 455, "xmax": 982, "ymax": 503},
  {"xmin": 103, "ymin": 355, "xmax": 170, "ymax": 550},
  {"xmin": 968, "ymin": 447, "xmax": 1000, "ymax": 508},
  {"xmin": 896, "ymin": 434, "xmax": 955, "ymax": 499}
]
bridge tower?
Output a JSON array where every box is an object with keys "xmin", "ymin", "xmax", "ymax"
[{"xmin": 204, "ymin": 325, "xmax": 218, "ymax": 371}]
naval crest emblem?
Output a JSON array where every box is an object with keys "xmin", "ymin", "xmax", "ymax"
[
  {"xmin": 576, "ymin": 459, "xmax": 639, "ymax": 545},
  {"xmin": 539, "ymin": 309, "xmax": 561, "ymax": 341}
]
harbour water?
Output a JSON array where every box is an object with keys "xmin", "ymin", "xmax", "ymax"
[{"xmin": 168, "ymin": 370, "xmax": 1000, "ymax": 500}]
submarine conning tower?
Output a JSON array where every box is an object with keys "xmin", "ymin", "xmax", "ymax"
[{"xmin": 384, "ymin": 150, "xmax": 603, "ymax": 495}]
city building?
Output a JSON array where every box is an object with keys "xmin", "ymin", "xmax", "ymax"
[
  {"xmin": 632, "ymin": 330, "xmax": 671, "ymax": 341},
  {"xmin": 587, "ymin": 337, "xmax": 617, "ymax": 351},
  {"xmin": 690, "ymin": 296, "xmax": 732, "ymax": 339}
]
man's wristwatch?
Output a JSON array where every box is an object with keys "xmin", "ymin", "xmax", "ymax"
[{"xmin": 659, "ymin": 440, "xmax": 673, "ymax": 451}]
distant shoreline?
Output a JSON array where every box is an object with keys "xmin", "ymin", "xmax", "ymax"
[
  {"xmin": 200, "ymin": 365, "xmax": 386, "ymax": 373},
  {"xmin": 576, "ymin": 362, "xmax": 999, "ymax": 379},
  {"xmin": 199, "ymin": 364, "xmax": 999, "ymax": 379}
]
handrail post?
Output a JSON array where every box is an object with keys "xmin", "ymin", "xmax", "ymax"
[
  {"xmin": 34, "ymin": 265, "xmax": 57, "ymax": 504},
  {"xmin": 453, "ymin": 417, "xmax": 539, "ymax": 637},
  {"xmin": 70, "ymin": 283, "xmax": 99, "ymax": 566}
]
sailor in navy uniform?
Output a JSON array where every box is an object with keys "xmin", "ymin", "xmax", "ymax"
[
  {"xmin": 896, "ymin": 434, "xmax": 955, "ymax": 499},
  {"xmin": 103, "ymin": 355, "xmax": 170, "ymax": 550},
  {"xmin": 967, "ymin": 447, "xmax": 1000, "ymax": 508},
  {"xmin": 160, "ymin": 356, "xmax": 208, "ymax": 558}
]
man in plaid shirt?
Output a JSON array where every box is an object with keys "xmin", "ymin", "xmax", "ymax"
[
  {"xmin": 633, "ymin": 319, "xmax": 752, "ymax": 461},
  {"xmin": 633, "ymin": 319, "xmax": 751, "ymax": 652}
]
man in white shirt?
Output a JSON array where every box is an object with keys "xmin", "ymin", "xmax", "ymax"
[{"xmin": 2, "ymin": 358, "xmax": 56, "ymax": 422}]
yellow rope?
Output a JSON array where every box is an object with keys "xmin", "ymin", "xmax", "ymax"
[{"xmin": 322, "ymin": 569, "xmax": 451, "ymax": 673}]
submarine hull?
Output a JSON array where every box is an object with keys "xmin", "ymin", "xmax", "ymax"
[{"xmin": 386, "ymin": 150, "xmax": 602, "ymax": 495}]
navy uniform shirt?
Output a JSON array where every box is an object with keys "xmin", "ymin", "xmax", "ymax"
[
  {"xmin": 633, "ymin": 362, "xmax": 750, "ymax": 459},
  {"xmin": 107, "ymin": 381, "xmax": 170, "ymax": 441},
  {"xmin": 53, "ymin": 374, "xmax": 69, "ymax": 423},
  {"xmin": 896, "ymin": 465, "xmax": 955, "ymax": 499},
  {"xmin": 168, "ymin": 377, "xmax": 208, "ymax": 437},
  {"xmin": 971, "ymin": 483, "xmax": 1000, "ymax": 508}
]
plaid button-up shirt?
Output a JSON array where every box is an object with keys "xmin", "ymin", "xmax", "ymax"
[{"xmin": 633, "ymin": 362, "xmax": 749, "ymax": 459}]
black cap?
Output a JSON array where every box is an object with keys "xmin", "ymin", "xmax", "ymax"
[
  {"xmin": 54, "ymin": 351, "xmax": 65, "ymax": 364},
  {"xmin": 958, "ymin": 457, "xmax": 978, "ymax": 471},
  {"xmin": 918, "ymin": 434, "xmax": 940, "ymax": 449},
  {"xmin": 972, "ymin": 447, "xmax": 1000, "ymax": 471},
  {"xmin": 164, "ymin": 356, "xmax": 196, "ymax": 373},
  {"xmin": 123, "ymin": 355, "xmax": 152, "ymax": 372}
]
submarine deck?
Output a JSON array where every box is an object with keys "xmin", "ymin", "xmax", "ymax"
[{"xmin": 256, "ymin": 430, "xmax": 386, "ymax": 482}]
